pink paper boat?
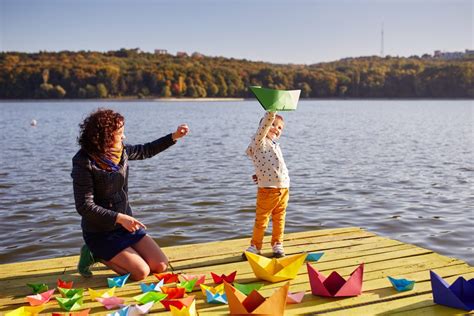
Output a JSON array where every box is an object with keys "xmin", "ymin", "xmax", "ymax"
[
  {"xmin": 26, "ymin": 289, "xmax": 55, "ymax": 306},
  {"xmin": 96, "ymin": 296, "xmax": 125, "ymax": 310},
  {"xmin": 286, "ymin": 291, "xmax": 305, "ymax": 304},
  {"xmin": 180, "ymin": 274, "xmax": 206, "ymax": 287},
  {"xmin": 307, "ymin": 262, "xmax": 364, "ymax": 297}
]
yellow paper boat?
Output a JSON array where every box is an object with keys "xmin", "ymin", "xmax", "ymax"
[
  {"xmin": 5, "ymin": 305, "xmax": 45, "ymax": 316},
  {"xmin": 224, "ymin": 281, "xmax": 289, "ymax": 315},
  {"xmin": 170, "ymin": 299, "xmax": 197, "ymax": 316},
  {"xmin": 245, "ymin": 252, "xmax": 306, "ymax": 283},
  {"xmin": 88, "ymin": 287, "xmax": 115, "ymax": 300},
  {"xmin": 199, "ymin": 283, "xmax": 225, "ymax": 296}
]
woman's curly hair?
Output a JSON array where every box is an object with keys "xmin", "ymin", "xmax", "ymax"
[{"xmin": 78, "ymin": 108, "xmax": 124, "ymax": 155}]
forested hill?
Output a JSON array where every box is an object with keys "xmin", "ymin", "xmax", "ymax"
[{"xmin": 1, "ymin": 49, "xmax": 472, "ymax": 99}]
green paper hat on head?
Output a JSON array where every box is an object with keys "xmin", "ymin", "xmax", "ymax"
[{"xmin": 250, "ymin": 86, "xmax": 301, "ymax": 111}]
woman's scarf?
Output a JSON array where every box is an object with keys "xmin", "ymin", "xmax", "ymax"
[{"xmin": 89, "ymin": 143, "xmax": 123, "ymax": 172}]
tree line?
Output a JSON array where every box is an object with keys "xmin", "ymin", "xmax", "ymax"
[{"xmin": 0, "ymin": 49, "xmax": 472, "ymax": 99}]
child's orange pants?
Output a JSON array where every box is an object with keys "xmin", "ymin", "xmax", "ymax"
[{"xmin": 251, "ymin": 187, "xmax": 289, "ymax": 250}]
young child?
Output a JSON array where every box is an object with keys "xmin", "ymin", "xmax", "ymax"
[{"xmin": 244, "ymin": 111, "xmax": 289, "ymax": 258}]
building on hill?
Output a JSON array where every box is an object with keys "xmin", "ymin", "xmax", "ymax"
[
  {"xmin": 154, "ymin": 49, "xmax": 168, "ymax": 55},
  {"xmin": 433, "ymin": 50, "xmax": 471, "ymax": 60},
  {"xmin": 176, "ymin": 51, "xmax": 188, "ymax": 57}
]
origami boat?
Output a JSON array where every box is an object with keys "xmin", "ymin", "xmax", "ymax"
[
  {"xmin": 224, "ymin": 281, "xmax": 289, "ymax": 315},
  {"xmin": 249, "ymin": 86, "xmax": 301, "ymax": 111},
  {"xmin": 307, "ymin": 262, "xmax": 364, "ymax": 297},
  {"xmin": 245, "ymin": 252, "xmax": 307, "ymax": 283},
  {"xmin": 430, "ymin": 270, "xmax": 474, "ymax": 311}
]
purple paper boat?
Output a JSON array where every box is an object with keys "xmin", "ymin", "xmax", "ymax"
[
  {"xmin": 307, "ymin": 262, "xmax": 364, "ymax": 297},
  {"xmin": 430, "ymin": 270, "xmax": 474, "ymax": 311}
]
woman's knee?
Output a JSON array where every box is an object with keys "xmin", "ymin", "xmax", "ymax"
[
  {"xmin": 130, "ymin": 264, "xmax": 151, "ymax": 281},
  {"xmin": 151, "ymin": 261, "xmax": 168, "ymax": 273}
]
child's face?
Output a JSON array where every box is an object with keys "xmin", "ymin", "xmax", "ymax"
[{"xmin": 266, "ymin": 117, "xmax": 284, "ymax": 141}]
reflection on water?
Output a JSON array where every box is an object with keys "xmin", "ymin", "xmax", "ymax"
[{"xmin": 0, "ymin": 100, "xmax": 472, "ymax": 265}]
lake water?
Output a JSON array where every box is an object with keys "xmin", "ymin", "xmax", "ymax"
[{"xmin": 0, "ymin": 100, "xmax": 472, "ymax": 265}]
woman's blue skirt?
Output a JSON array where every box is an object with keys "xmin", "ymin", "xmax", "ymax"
[{"xmin": 83, "ymin": 227, "xmax": 146, "ymax": 261}]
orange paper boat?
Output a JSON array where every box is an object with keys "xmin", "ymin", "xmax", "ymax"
[
  {"xmin": 26, "ymin": 289, "xmax": 55, "ymax": 306},
  {"xmin": 161, "ymin": 286, "xmax": 186, "ymax": 299},
  {"xmin": 224, "ymin": 281, "xmax": 289, "ymax": 315}
]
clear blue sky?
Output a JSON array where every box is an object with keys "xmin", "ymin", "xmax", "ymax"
[{"xmin": 1, "ymin": 0, "xmax": 472, "ymax": 64}]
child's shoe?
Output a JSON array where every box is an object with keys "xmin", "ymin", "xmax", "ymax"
[
  {"xmin": 242, "ymin": 244, "xmax": 261, "ymax": 260},
  {"xmin": 77, "ymin": 244, "xmax": 96, "ymax": 278},
  {"xmin": 272, "ymin": 243, "xmax": 285, "ymax": 258}
]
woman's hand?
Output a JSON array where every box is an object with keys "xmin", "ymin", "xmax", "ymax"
[
  {"xmin": 116, "ymin": 213, "xmax": 146, "ymax": 232},
  {"xmin": 172, "ymin": 124, "xmax": 190, "ymax": 141}
]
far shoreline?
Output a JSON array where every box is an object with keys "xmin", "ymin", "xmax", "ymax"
[{"xmin": 0, "ymin": 97, "xmax": 473, "ymax": 103}]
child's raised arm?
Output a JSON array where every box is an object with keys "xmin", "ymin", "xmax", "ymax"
[{"xmin": 253, "ymin": 111, "xmax": 276, "ymax": 144}]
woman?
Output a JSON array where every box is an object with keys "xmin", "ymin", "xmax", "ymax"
[{"xmin": 71, "ymin": 108, "xmax": 189, "ymax": 280}]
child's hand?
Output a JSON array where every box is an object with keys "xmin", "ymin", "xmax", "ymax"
[
  {"xmin": 252, "ymin": 174, "xmax": 258, "ymax": 184},
  {"xmin": 116, "ymin": 213, "xmax": 147, "ymax": 232},
  {"xmin": 172, "ymin": 124, "xmax": 189, "ymax": 141}
]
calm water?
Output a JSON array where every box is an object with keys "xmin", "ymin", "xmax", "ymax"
[{"xmin": 0, "ymin": 100, "xmax": 472, "ymax": 265}]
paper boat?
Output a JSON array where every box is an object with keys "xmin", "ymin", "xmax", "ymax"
[
  {"xmin": 106, "ymin": 302, "xmax": 153, "ymax": 316},
  {"xmin": 178, "ymin": 278, "xmax": 198, "ymax": 293},
  {"xmin": 306, "ymin": 252, "xmax": 324, "ymax": 262},
  {"xmin": 27, "ymin": 283, "xmax": 48, "ymax": 294},
  {"xmin": 139, "ymin": 280, "xmax": 164, "ymax": 293},
  {"xmin": 161, "ymin": 295, "xmax": 195, "ymax": 311},
  {"xmin": 89, "ymin": 287, "xmax": 116, "ymax": 300},
  {"xmin": 57, "ymin": 279, "xmax": 74, "ymax": 289},
  {"xmin": 430, "ymin": 270, "xmax": 474, "ymax": 311},
  {"xmin": 286, "ymin": 291, "xmax": 305, "ymax": 304},
  {"xmin": 249, "ymin": 86, "xmax": 300, "ymax": 111},
  {"xmin": 107, "ymin": 273, "xmax": 130, "ymax": 288},
  {"xmin": 205, "ymin": 289, "xmax": 228, "ymax": 304},
  {"xmin": 200, "ymin": 283, "xmax": 225, "ymax": 296},
  {"xmin": 180, "ymin": 274, "xmax": 205, "ymax": 288},
  {"xmin": 153, "ymin": 272, "xmax": 180, "ymax": 284},
  {"xmin": 6, "ymin": 305, "xmax": 45, "ymax": 316},
  {"xmin": 161, "ymin": 286, "xmax": 186, "ymax": 299},
  {"xmin": 133, "ymin": 291, "xmax": 167, "ymax": 304},
  {"xmin": 56, "ymin": 293, "xmax": 84, "ymax": 311},
  {"xmin": 245, "ymin": 252, "xmax": 307, "ymax": 283},
  {"xmin": 224, "ymin": 281, "xmax": 289, "ymax": 315},
  {"xmin": 52, "ymin": 309, "xmax": 90, "ymax": 316},
  {"xmin": 211, "ymin": 271, "xmax": 237, "ymax": 284},
  {"xmin": 233, "ymin": 282, "xmax": 264, "ymax": 295},
  {"xmin": 96, "ymin": 296, "xmax": 125, "ymax": 310},
  {"xmin": 307, "ymin": 262, "xmax": 364, "ymax": 297},
  {"xmin": 26, "ymin": 289, "xmax": 55, "ymax": 306},
  {"xmin": 170, "ymin": 299, "xmax": 197, "ymax": 316},
  {"xmin": 388, "ymin": 276, "xmax": 415, "ymax": 292}
]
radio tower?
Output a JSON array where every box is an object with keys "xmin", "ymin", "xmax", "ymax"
[{"xmin": 380, "ymin": 22, "xmax": 385, "ymax": 58}]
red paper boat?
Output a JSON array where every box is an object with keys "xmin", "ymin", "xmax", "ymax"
[
  {"xmin": 211, "ymin": 271, "xmax": 237, "ymax": 284},
  {"xmin": 161, "ymin": 295, "xmax": 195, "ymax": 311},
  {"xmin": 153, "ymin": 272, "xmax": 180, "ymax": 284},
  {"xmin": 57, "ymin": 278, "xmax": 74, "ymax": 289},
  {"xmin": 307, "ymin": 262, "xmax": 364, "ymax": 297}
]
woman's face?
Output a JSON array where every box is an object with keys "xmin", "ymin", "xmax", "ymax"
[{"xmin": 112, "ymin": 125, "xmax": 125, "ymax": 148}]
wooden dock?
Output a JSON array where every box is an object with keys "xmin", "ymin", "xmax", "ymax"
[{"xmin": 1, "ymin": 227, "xmax": 473, "ymax": 315}]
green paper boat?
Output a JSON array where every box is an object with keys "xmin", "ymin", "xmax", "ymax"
[
  {"xmin": 250, "ymin": 86, "xmax": 301, "ymax": 111},
  {"xmin": 133, "ymin": 291, "xmax": 168, "ymax": 304},
  {"xmin": 27, "ymin": 283, "xmax": 49, "ymax": 294},
  {"xmin": 178, "ymin": 278, "xmax": 198, "ymax": 293},
  {"xmin": 233, "ymin": 282, "xmax": 264, "ymax": 295},
  {"xmin": 56, "ymin": 293, "xmax": 84, "ymax": 311},
  {"xmin": 58, "ymin": 287, "xmax": 84, "ymax": 298}
]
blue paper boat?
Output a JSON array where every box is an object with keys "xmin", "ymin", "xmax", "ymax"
[
  {"xmin": 206, "ymin": 289, "xmax": 228, "ymax": 304},
  {"xmin": 388, "ymin": 276, "xmax": 415, "ymax": 291},
  {"xmin": 430, "ymin": 270, "xmax": 474, "ymax": 311},
  {"xmin": 140, "ymin": 279, "xmax": 164, "ymax": 293},
  {"xmin": 306, "ymin": 252, "xmax": 324, "ymax": 262},
  {"xmin": 107, "ymin": 273, "xmax": 131, "ymax": 288}
]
